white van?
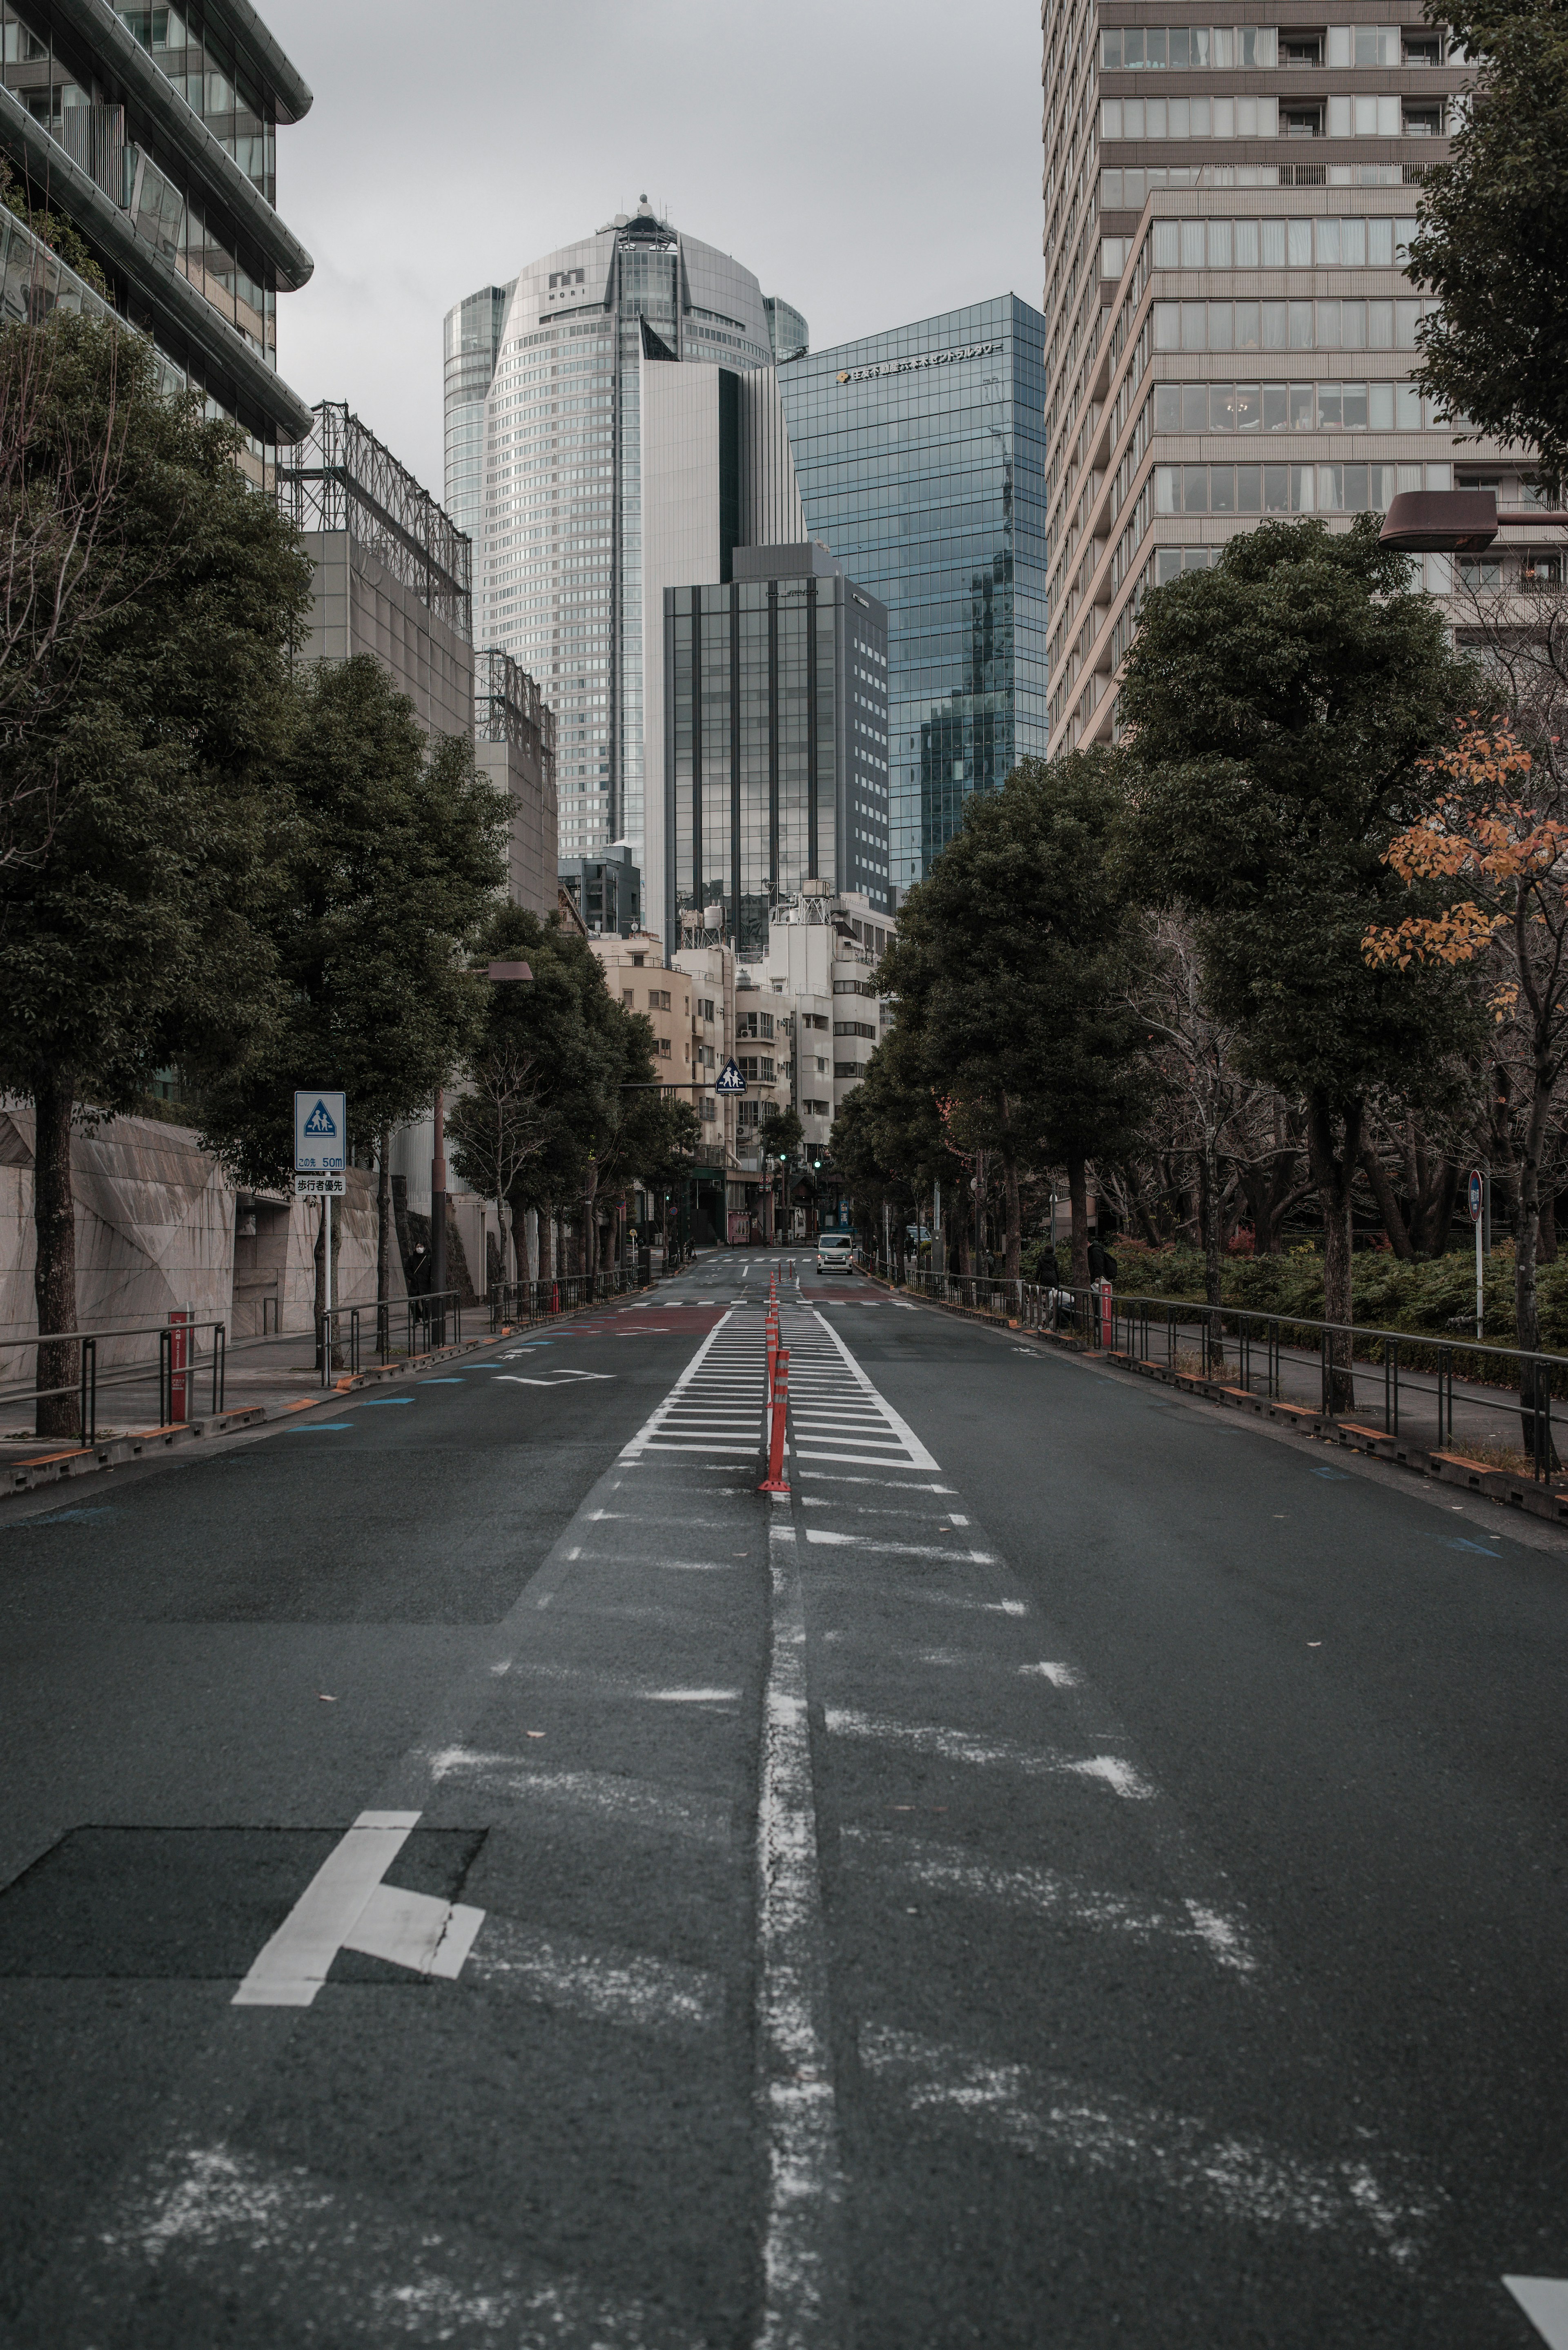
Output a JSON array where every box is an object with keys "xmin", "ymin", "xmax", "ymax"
[{"xmin": 816, "ymin": 1231, "xmax": 856, "ymax": 1275}]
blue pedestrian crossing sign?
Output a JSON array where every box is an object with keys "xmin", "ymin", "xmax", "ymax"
[
  {"xmin": 294, "ymin": 1089, "xmax": 347, "ymax": 1173},
  {"xmin": 714, "ymin": 1057, "xmax": 746, "ymax": 1095}
]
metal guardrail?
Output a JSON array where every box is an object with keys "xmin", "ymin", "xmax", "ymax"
[
  {"xmin": 884, "ymin": 1266, "xmax": 1568, "ymax": 1481},
  {"xmin": 487, "ymin": 1259, "xmax": 657, "ymax": 1331},
  {"xmin": 0, "ymin": 1316, "xmax": 228, "ymax": 1446}
]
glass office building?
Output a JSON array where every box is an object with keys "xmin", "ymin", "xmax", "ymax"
[
  {"xmin": 0, "ymin": 0, "xmax": 315, "ymax": 475},
  {"xmin": 444, "ymin": 200, "xmax": 807, "ymax": 877},
  {"xmin": 778, "ymin": 297, "xmax": 1048, "ymax": 892},
  {"xmin": 665, "ymin": 542, "xmax": 890, "ymax": 953}
]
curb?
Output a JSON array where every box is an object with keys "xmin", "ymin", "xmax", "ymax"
[
  {"xmin": 873, "ymin": 1278, "xmax": 1568, "ymax": 1534},
  {"xmin": 1, "ymin": 1283, "xmax": 666, "ymax": 1501}
]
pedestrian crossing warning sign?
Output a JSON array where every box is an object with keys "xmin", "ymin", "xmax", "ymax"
[
  {"xmin": 294, "ymin": 1089, "xmax": 346, "ymax": 1173},
  {"xmin": 714, "ymin": 1058, "xmax": 746, "ymax": 1095}
]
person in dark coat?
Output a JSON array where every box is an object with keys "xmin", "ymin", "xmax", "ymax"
[{"xmin": 1087, "ymin": 1235, "xmax": 1118, "ymax": 1285}]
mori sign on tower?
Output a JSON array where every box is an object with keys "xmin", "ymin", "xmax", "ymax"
[{"xmin": 294, "ymin": 1090, "xmax": 347, "ymax": 1196}]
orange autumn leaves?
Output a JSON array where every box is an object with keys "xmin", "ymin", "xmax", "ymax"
[{"xmin": 1363, "ymin": 720, "xmax": 1555, "ymax": 1011}]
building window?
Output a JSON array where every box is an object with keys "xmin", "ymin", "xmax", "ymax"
[
  {"xmin": 701, "ymin": 1098, "xmax": 717, "ymax": 1122},
  {"xmin": 622, "ymin": 988, "xmax": 635, "ymax": 1007},
  {"xmin": 631, "ymin": 952, "xmax": 646, "ymax": 967},
  {"xmin": 648, "ymin": 988, "xmax": 671, "ymax": 1010},
  {"xmin": 655, "ymin": 1037, "xmax": 672, "ymax": 1059}
]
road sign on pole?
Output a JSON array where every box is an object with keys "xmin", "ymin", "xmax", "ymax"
[
  {"xmin": 714, "ymin": 1058, "xmax": 746, "ymax": 1095},
  {"xmin": 1468, "ymin": 1168, "xmax": 1483, "ymax": 1224},
  {"xmin": 1469, "ymin": 1165, "xmax": 1484, "ymax": 1339},
  {"xmin": 294, "ymin": 1173, "xmax": 345, "ymax": 1197},
  {"xmin": 294, "ymin": 1090, "xmax": 346, "ymax": 1173}
]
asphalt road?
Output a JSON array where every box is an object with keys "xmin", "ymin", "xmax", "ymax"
[{"xmin": 2, "ymin": 1247, "xmax": 1566, "ymax": 2349}]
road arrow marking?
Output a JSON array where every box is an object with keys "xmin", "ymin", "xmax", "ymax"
[
  {"xmin": 232, "ymin": 1810, "xmax": 484, "ymax": 2007},
  {"xmin": 1506, "ymin": 2279, "xmax": 1568, "ymax": 2346}
]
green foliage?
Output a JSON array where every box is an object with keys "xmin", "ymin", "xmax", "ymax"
[
  {"xmin": 2, "ymin": 166, "xmax": 109, "ymax": 294},
  {"xmin": 448, "ymin": 901, "xmax": 693, "ymax": 1221},
  {"xmin": 0, "ymin": 313, "xmax": 312, "ymax": 1115},
  {"xmin": 759, "ymin": 1103, "xmax": 805, "ymax": 1163},
  {"xmin": 1111, "ymin": 1238, "xmax": 1562, "ymax": 1354},
  {"xmin": 196, "ymin": 656, "xmax": 509, "ymax": 1185},
  {"xmin": 884, "ymin": 749, "xmax": 1149, "ymax": 1157},
  {"xmin": 1120, "ymin": 518, "xmax": 1484, "ymax": 1110},
  {"xmin": 1407, "ymin": 0, "xmax": 1568, "ymax": 495}
]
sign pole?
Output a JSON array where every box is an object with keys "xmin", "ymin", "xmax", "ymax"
[{"xmin": 1468, "ymin": 1166, "xmax": 1484, "ymax": 1340}]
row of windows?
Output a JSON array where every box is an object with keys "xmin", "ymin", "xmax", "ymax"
[
  {"xmin": 1147, "ymin": 214, "xmax": 1416, "ymax": 272},
  {"xmin": 1102, "ymin": 21, "xmax": 1441, "ymax": 67},
  {"xmin": 1154, "ymin": 296, "xmax": 1430, "ymax": 352},
  {"xmin": 1100, "ymin": 24, "xmax": 1279, "ymax": 67},
  {"xmin": 1103, "ymin": 94, "xmax": 1451, "ymax": 143},
  {"xmin": 1154, "ymin": 378, "xmax": 1449, "ymax": 432},
  {"xmin": 1101, "ymin": 163, "xmax": 1407, "ymax": 208},
  {"xmin": 1153, "ymin": 459, "xmax": 1452, "ymax": 514}
]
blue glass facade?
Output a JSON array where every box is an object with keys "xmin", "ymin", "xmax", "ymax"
[{"xmin": 777, "ymin": 296, "xmax": 1049, "ymax": 892}]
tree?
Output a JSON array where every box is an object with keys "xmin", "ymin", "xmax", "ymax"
[
  {"xmin": 881, "ymin": 751, "xmax": 1150, "ymax": 1286},
  {"xmin": 448, "ymin": 905, "xmax": 688, "ymax": 1282},
  {"xmin": 1405, "ymin": 0, "xmax": 1568, "ymax": 496},
  {"xmin": 0, "ymin": 315, "xmax": 312, "ymax": 1434},
  {"xmin": 1365, "ymin": 716, "xmax": 1568, "ymax": 1443},
  {"xmin": 1120, "ymin": 517, "xmax": 1485, "ymax": 1408},
  {"xmin": 196, "ymin": 656, "xmax": 509, "ymax": 1338}
]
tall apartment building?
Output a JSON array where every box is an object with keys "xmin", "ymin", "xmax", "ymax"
[
  {"xmin": 1040, "ymin": 4, "xmax": 1490, "ymax": 752},
  {"xmin": 443, "ymin": 200, "xmax": 807, "ymax": 892},
  {"xmin": 663, "ymin": 542, "xmax": 891, "ymax": 951},
  {"xmin": 0, "ymin": 0, "xmax": 313, "ymax": 477},
  {"xmin": 778, "ymin": 299, "xmax": 1049, "ymax": 894}
]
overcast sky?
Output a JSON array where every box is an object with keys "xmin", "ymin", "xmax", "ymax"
[{"xmin": 262, "ymin": 0, "xmax": 1045, "ymax": 501}]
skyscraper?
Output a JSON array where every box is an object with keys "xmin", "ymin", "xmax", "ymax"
[
  {"xmin": 1039, "ymin": 7, "xmax": 1499, "ymax": 754},
  {"xmin": 444, "ymin": 201, "xmax": 806, "ymax": 885},
  {"xmin": 777, "ymin": 299, "xmax": 1049, "ymax": 896},
  {"xmin": 664, "ymin": 542, "xmax": 890, "ymax": 952},
  {"xmin": 0, "ymin": 0, "xmax": 314, "ymax": 474}
]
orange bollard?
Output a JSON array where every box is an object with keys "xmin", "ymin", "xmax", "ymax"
[{"xmin": 759, "ymin": 1347, "xmax": 789, "ymax": 1493}]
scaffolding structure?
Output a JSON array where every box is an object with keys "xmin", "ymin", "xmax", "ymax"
[
  {"xmin": 277, "ymin": 401, "xmax": 471, "ymax": 638},
  {"xmin": 474, "ymin": 646, "xmax": 552, "ymax": 758}
]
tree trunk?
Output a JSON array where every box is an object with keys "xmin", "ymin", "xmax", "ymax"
[
  {"xmin": 1416, "ymin": 1157, "xmax": 1462, "ymax": 1260},
  {"xmin": 1515, "ymin": 1052, "xmax": 1559, "ymax": 1468},
  {"xmin": 1198, "ymin": 1138, "xmax": 1225, "ymax": 1370},
  {"xmin": 1357, "ymin": 1142, "xmax": 1415, "ymax": 1261},
  {"xmin": 1002, "ymin": 1155, "xmax": 1022, "ymax": 1285},
  {"xmin": 1067, "ymin": 1148, "xmax": 1091, "ymax": 1289},
  {"xmin": 524, "ymin": 1205, "xmax": 539, "ymax": 1291},
  {"xmin": 31, "ymin": 1066, "xmax": 79, "ymax": 1440},
  {"xmin": 1305, "ymin": 1091, "xmax": 1361, "ymax": 1416},
  {"xmin": 376, "ymin": 1124, "xmax": 392, "ymax": 1352},
  {"xmin": 1541, "ymin": 1190, "xmax": 1558, "ymax": 1267}
]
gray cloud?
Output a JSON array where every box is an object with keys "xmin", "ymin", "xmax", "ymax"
[{"xmin": 264, "ymin": 0, "xmax": 1045, "ymax": 501}]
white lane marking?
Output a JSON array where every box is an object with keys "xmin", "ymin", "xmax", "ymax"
[
  {"xmin": 823, "ymin": 1708, "xmax": 1155, "ymax": 1798},
  {"xmin": 504, "ymin": 1661, "xmax": 742, "ymax": 1702},
  {"xmin": 1506, "ymin": 2279, "xmax": 1568, "ymax": 2346},
  {"xmin": 425, "ymin": 1750, "xmax": 731, "ymax": 1844},
  {"xmin": 1022, "ymin": 1661, "xmax": 1081, "ymax": 1688},
  {"xmin": 860, "ymin": 2028, "xmax": 1429, "ymax": 2262},
  {"xmin": 100, "ymin": 2142, "xmax": 686, "ymax": 2346},
  {"xmin": 798, "ymin": 1474, "xmax": 956, "ymax": 1493},
  {"xmin": 756, "ymin": 1506, "xmax": 844, "ymax": 2348},
  {"xmin": 803, "ymin": 1531, "xmax": 997, "ymax": 1563},
  {"xmin": 496, "ymin": 1373, "xmax": 614, "ymax": 1387},
  {"xmin": 619, "ymin": 1311, "xmax": 737, "ymax": 1461},
  {"xmin": 807, "ymin": 1309, "xmax": 940, "ymax": 1468},
  {"xmin": 466, "ymin": 1916, "xmax": 721, "ymax": 2035},
  {"xmin": 843, "ymin": 1831, "xmax": 1256, "ymax": 1974},
  {"xmin": 231, "ymin": 1811, "xmax": 483, "ymax": 2007}
]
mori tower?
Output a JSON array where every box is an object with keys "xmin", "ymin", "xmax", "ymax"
[{"xmin": 444, "ymin": 202, "xmax": 808, "ymax": 877}]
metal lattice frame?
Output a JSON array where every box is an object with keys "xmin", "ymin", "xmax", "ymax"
[
  {"xmin": 474, "ymin": 646, "xmax": 551, "ymax": 754},
  {"xmin": 276, "ymin": 401, "xmax": 471, "ymax": 635}
]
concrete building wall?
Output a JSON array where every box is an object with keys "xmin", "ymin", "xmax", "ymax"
[
  {"xmin": 476, "ymin": 736, "xmax": 558, "ymax": 920},
  {"xmin": 0, "ymin": 1110, "xmax": 405, "ymax": 1373},
  {"xmin": 299, "ymin": 529, "xmax": 474, "ymax": 740}
]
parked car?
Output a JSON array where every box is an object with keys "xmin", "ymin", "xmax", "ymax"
[{"xmin": 816, "ymin": 1232, "xmax": 856, "ymax": 1275}]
